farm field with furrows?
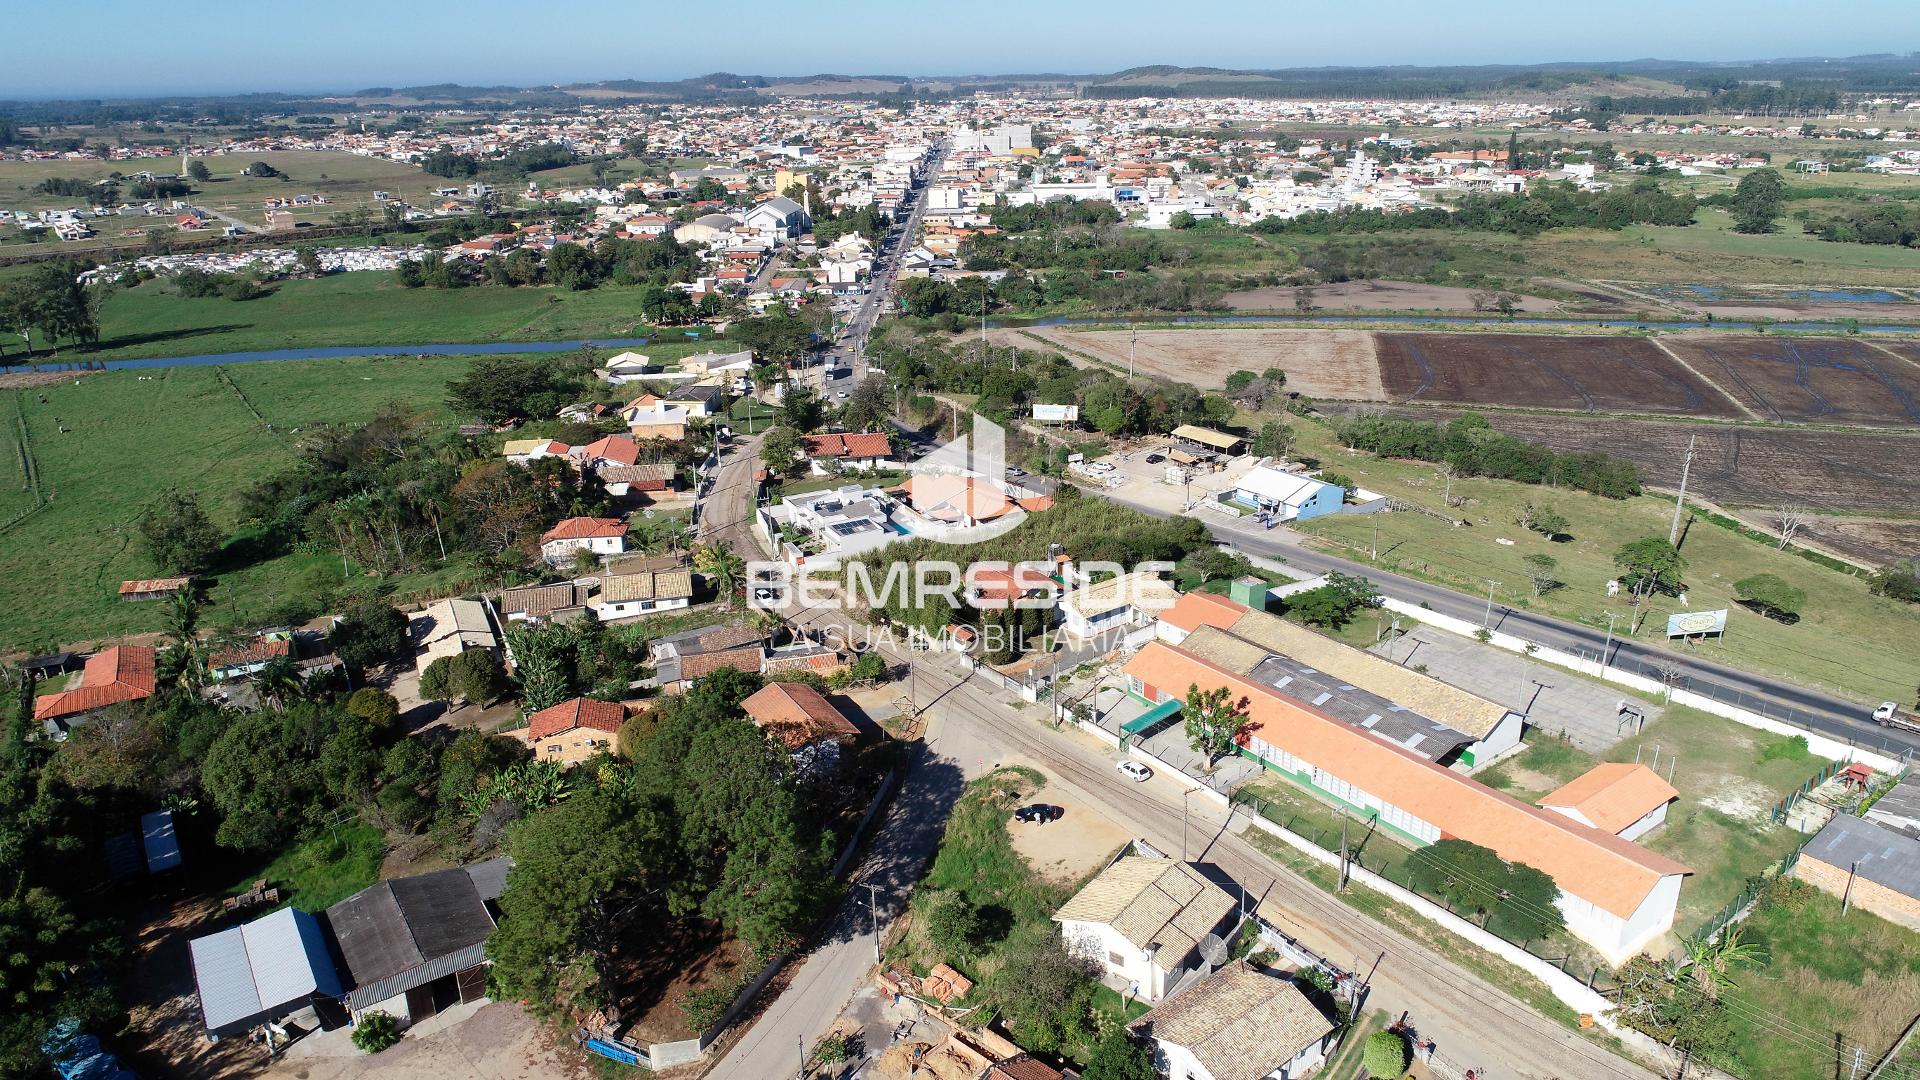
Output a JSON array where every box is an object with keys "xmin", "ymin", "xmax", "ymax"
[
  {"xmin": 1374, "ymin": 331, "xmax": 1744, "ymax": 416},
  {"xmin": 1662, "ymin": 337, "xmax": 1920, "ymax": 426}
]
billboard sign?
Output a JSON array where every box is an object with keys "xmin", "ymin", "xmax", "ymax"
[
  {"xmin": 1032, "ymin": 403, "xmax": 1080, "ymax": 423},
  {"xmin": 1665, "ymin": 609, "xmax": 1728, "ymax": 637}
]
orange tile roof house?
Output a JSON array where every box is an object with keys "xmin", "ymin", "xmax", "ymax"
[
  {"xmin": 1122, "ymin": 641, "xmax": 1690, "ymax": 963},
  {"xmin": 1538, "ymin": 763, "xmax": 1680, "ymax": 842},
  {"xmin": 35, "ymin": 645, "xmax": 158, "ymax": 732},
  {"xmin": 799, "ymin": 432, "xmax": 894, "ymax": 475},
  {"xmin": 539, "ymin": 517, "xmax": 628, "ymax": 566},
  {"xmin": 519, "ymin": 697, "xmax": 627, "ymax": 766},
  {"xmin": 742, "ymin": 682, "xmax": 860, "ymax": 774}
]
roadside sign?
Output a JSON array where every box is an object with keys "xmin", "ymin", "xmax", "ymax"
[{"xmin": 1665, "ymin": 609, "xmax": 1728, "ymax": 637}]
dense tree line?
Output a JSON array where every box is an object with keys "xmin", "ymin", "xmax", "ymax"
[
  {"xmin": 1588, "ymin": 84, "xmax": 1843, "ymax": 117},
  {"xmin": 1336, "ymin": 412, "xmax": 1642, "ymax": 498},
  {"xmin": 1251, "ymin": 179, "xmax": 1696, "ymax": 239},
  {"xmin": 0, "ymin": 262, "xmax": 101, "ymax": 359},
  {"xmin": 1806, "ymin": 202, "xmax": 1920, "ymax": 247}
]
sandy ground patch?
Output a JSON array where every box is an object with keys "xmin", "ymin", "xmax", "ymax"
[
  {"xmin": 1224, "ymin": 280, "xmax": 1563, "ymax": 314},
  {"xmin": 268, "ymin": 1003, "xmax": 575, "ymax": 1080},
  {"xmin": 1008, "ymin": 771, "xmax": 1134, "ymax": 885},
  {"xmin": 1700, "ymin": 778, "xmax": 1777, "ymax": 823},
  {"xmin": 1015, "ymin": 325, "xmax": 1385, "ymax": 400},
  {"xmin": 0, "ymin": 369, "xmax": 96, "ymax": 390}
]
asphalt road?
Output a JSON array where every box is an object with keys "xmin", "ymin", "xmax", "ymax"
[
  {"xmin": 720, "ymin": 592, "xmax": 1666, "ymax": 1080},
  {"xmin": 702, "ymin": 460, "xmax": 1664, "ymax": 1080},
  {"xmin": 1144, "ymin": 504, "xmax": 1920, "ymax": 760}
]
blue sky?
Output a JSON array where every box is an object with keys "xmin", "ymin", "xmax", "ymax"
[{"xmin": 7, "ymin": 0, "xmax": 1920, "ymax": 98}]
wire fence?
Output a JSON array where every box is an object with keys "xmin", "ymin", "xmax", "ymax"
[
  {"xmin": 1770, "ymin": 759, "xmax": 1846, "ymax": 824},
  {"xmin": 1691, "ymin": 839, "xmax": 1812, "ymax": 946},
  {"xmin": 1229, "ymin": 787, "xmax": 1619, "ymax": 994}
]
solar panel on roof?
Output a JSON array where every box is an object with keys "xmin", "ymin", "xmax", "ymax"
[
  {"xmin": 1361, "ymin": 714, "xmax": 1382, "ymax": 728},
  {"xmin": 1273, "ymin": 676, "xmax": 1292, "ymax": 688},
  {"xmin": 1312, "ymin": 692, "xmax": 1332, "ymax": 706}
]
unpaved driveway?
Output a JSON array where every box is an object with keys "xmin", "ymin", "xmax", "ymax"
[{"xmin": 267, "ymin": 1003, "xmax": 576, "ymax": 1080}]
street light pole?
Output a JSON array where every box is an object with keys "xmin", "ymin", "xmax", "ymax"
[{"xmin": 861, "ymin": 881, "xmax": 882, "ymax": 964}]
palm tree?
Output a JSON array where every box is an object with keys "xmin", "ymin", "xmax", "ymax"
[
  {"xmin": 692, "ymin": 544, "xmax": 746, "ymax": 605},
  {"xmin": 253, "ymin": 655, "xmax": 304, "ymax": 709},
  {"xmin": 1675, "ymin": 926, "xmax": 1766, "ymax": 1002}
]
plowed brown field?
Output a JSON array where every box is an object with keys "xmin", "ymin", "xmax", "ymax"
[
  {"xmin": 1664, "ymin": 337, "xmax": 1920, "ymax": 426},
  {"xmin": 1376, "ymin": 333, "xmax": 1745, "ymax": 417}
]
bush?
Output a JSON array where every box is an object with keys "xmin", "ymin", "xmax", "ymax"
[
  {"xmin": 1363, "ymin": 1029, "xmax": 1411, "ymax": 1078},
  {"xmin": 1733, "ymin": 573, "xmax": 1806, "ymax": 622},
  {"xmin": 351, "ymin": 1011, "xmax": 401, "ymax": 1053},
  {"xmin": 345, "ymin": 687, "xmax": 401, "ymax": 730},
  {"xmin": 330, "ymin": 600, "xmax": 411, "ymax": 672}
]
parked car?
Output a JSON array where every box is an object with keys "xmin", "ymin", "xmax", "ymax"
[
  {"xmin": 1117, "ymin": 761, "xmax": 1152, "ymax": 782},
  {"xmin": 1144, "ymin": 453, "xmax": 1165, "ymax": 464},
  {"xmin": 1005, "ymin": 466, "xmax": 1027, "ymax": 478},
  {"xmin": 1084, "ymin": 461, "xmax": 1116, "ymax": 474},
  {"xmin": 1013, "ymin": 804, "xmax": 1064, "ymax": 824}
]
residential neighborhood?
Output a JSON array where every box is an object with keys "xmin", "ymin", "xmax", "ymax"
[{"xmin": 6, "ymin": 12, "xmax": 1920, "ymax": 1080}]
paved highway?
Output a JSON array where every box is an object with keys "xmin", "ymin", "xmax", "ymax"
[{"xmin": 1136, "ymin": 502, "xmax": 1920, "ymax": 761}]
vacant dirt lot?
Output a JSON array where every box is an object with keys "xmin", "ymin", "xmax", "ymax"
[
  {"xmin": 267, "ymin": 1003, "xmax": 575, "ymax": 1080},
  {"xmin": 1377, "ymin": 332, "xmax": 1745, "ymax": 417},
  {"xmin": 1222, "ymin": 280, "xmax": 1563, "ymax": 313},
  {"xmin": 1017, "ymin": 326, "xmax": 1384, "ymax": 399},
  {"xmin": 1664, "ymin": 337, "xmax": 1920, "ymax": 426},
  {"xmin": 1008, "ymin": 775, "xmax": 1134, "ymax": 885}
]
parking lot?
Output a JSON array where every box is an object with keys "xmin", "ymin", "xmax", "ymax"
[
  {"xmin": 1006, "ymin": 762, "xmax": 1135, "ymax": 884},
  {"xmin": 1372, "ymin": 627, "xmax": 1661, "ymax": 754},
  {"xmin": 1076, "ymin": 444, "xmax": 1266, "ymax": 519}
]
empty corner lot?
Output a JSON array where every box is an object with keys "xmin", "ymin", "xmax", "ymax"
[
  {"xmin": 1018, "ymin": 325, "xmax": 1386, "ymax": 400},
  {"xmin": 1008, "ymin": 770, "xmax": 1135, "ymax": 885}
]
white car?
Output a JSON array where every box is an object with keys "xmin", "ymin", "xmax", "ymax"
[
  {"xmin": 1117, "ymin": 760, "xmax": 1152, "ymax": 782},
  {"xmin": 1083, "ymin": 461, "xmax": 1116, "ymax": 474},
  {"xmin": 1874, "ymin": 701, "xmax": 1901, "ymax": 722}
]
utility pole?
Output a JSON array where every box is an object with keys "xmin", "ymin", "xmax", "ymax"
[
  {"xmin": 1482, "ymin": 579, "xmax": 1501, "ymax": 630},
  {"xmin": 860, "ymin": 881, "xmax": 883, "ymax": 964},
  {"xmin": 1371, "ymin": 513, "xmax": 1380, "ymax": 561},
  {"xmin": 1182, "ymin": 787, "xmax": 1192, "ymax": 860},
  {"xmin": 1843, "ymin": 859, "xmax": 1860, "ymax": 914},
  {"xmin": 1601, "ymin": 611, "xmax": 1619, "ymax": 676},
  {"xmin": 1129, "ymin": 323, "xmax": 1137, "ymax": 384},
  {"xmin": 1668, "ymin": 433, "xmax": 1697, "ymax": 546},
  {"xmin": 1338, "ymin": 817, "xmax": 1350, "ymax": 891}
]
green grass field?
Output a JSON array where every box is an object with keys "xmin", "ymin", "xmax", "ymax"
[
  {"xmin": 1480, "ymin": 705, "xmax": 1816, "ymax": 937},
  {"xmin": 233, "ymin": 818, "xmax": 387, "ymax": 913},
  {"xmin": 1290, "ymin": 419, "xmax": 1920, "ymax": 705},
  {"xmin": 0, "ymin": 150, "xmax": 434, "ymax": 221},
  {"xmin": 1520, "ymin": 206, "xmax": 1920, "ymax": 286},
  {"xmin": 1724, "ymin": 881, "xmax": 1920, "ymax": 1080},
  {"xmin": 72, "ymin": 270, "xmax": 680, "ymax": 363},
  {"xmin": 0, "ymin": 354, "xmax": 478, "ymax": 650}
]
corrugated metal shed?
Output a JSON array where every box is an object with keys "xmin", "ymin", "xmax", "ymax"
[{"xmin": 188, "ymin": 908, "xmax": 341, "ymax": 1035}]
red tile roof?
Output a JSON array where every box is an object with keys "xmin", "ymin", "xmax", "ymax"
[
  {"xmin": 802, "ymin": 432, "xmax": 892, "ymax": 460},
  {"xmin": 678, "ymin": 646, "xmax": 764, "ymax": 682},
  {"xmin": 34, "ymin": 645, "xmax": 157, "ymax": 721},
  {"xmin": 525, "ymin": 697, "xmax": 628, "ymax": 741},
  {"xmin": 576, "ymin": 435, "xmax": 642, "ymax": 467},
  {"xmin": 1159, "ymin": 591, "xmax": 1250, "ymax": 634},
  {"xmin": 541, "ymin": 517, "xmax": 628, "ymax": 542},
  {"xmin": 208, "ymin": 636, "xmax": 292, "ymax": 669},
  {"xmin": 742, "ymin": 682, "xmax": 859, "ymax": 749},
  {"xmin": 118, "ymin": 576, "xmax": 192, "ymax": 596}
]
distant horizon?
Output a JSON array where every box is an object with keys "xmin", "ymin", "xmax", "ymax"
[
  {"xmin": 5, "ymin": 0, "xmax": 1918, "ymax": 99},
  {"xmin": 5, "ymin": 51, "xmax": 1919, "ymax": 103}
]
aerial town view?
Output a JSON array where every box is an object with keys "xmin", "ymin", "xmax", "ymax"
[{"xmin": 7, "ymin": 3, "xmax": 1920, "ymax": 1079}]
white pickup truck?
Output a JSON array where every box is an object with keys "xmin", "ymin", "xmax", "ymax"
[{"xmin": 1872, "ymin": 701, "xmax": 1920, "ymax": 734}]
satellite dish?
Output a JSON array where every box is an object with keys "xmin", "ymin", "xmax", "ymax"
[{"xmin": 1199, "ymin": 932, "xmax": 1229, "ymax": 967}]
